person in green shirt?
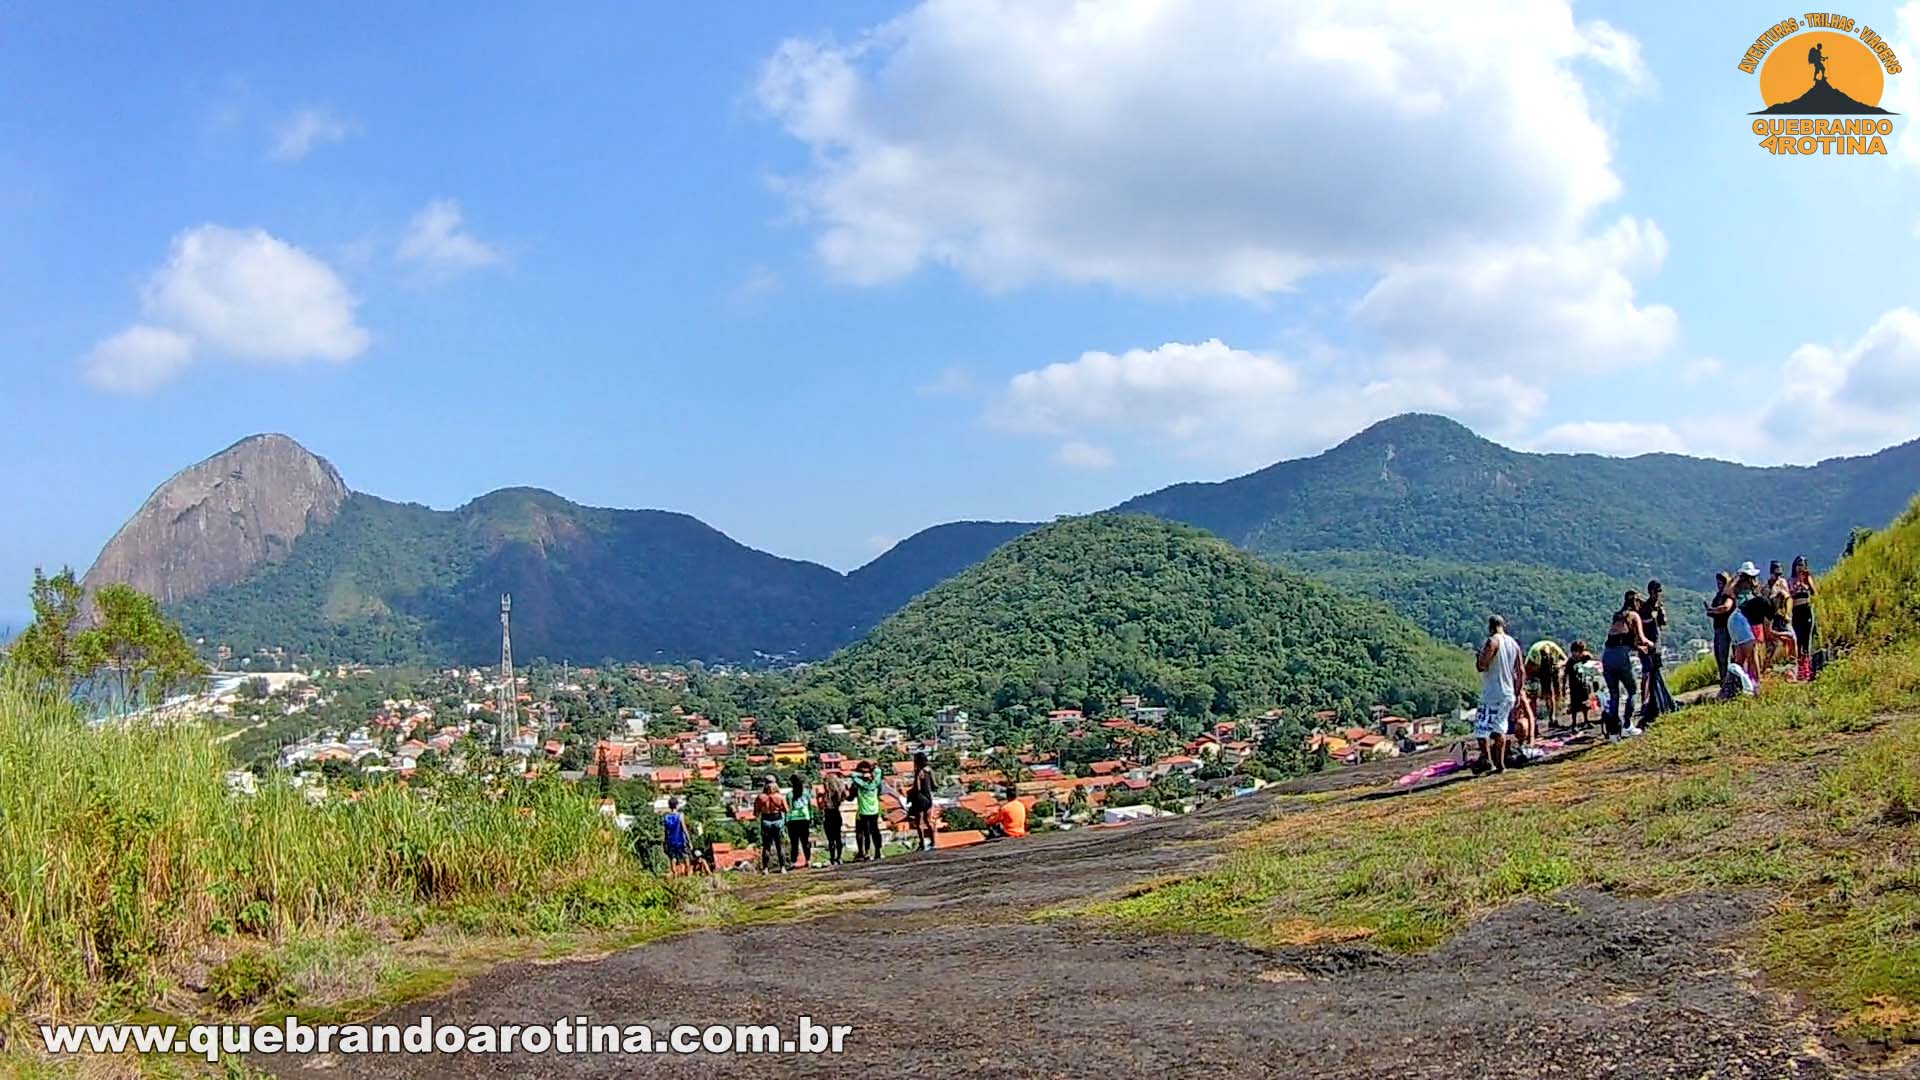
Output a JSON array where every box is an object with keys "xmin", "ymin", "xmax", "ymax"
[
  {"xmin": 785, "ymin": 772, "xmax": 814, "ymax": 869},
  {"xmin": 847, "ymin": 760, "xmax": 889, "ymax": 862}
]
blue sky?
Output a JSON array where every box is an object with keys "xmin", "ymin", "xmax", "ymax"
[{"xmin": 5, "ymin": 0, "xmax": 1920, "ymax": 632}]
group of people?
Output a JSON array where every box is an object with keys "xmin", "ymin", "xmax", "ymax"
[
  {"xmin": 1707, "ymin": 557, "xmax": 1817, "ymax": 691},
  {"xmin": 660, "ymin": 751, "xmax": 1030, "ymax": 876},
  {"xmin": 1473, "ymin": 556, "xmax": 1819, "ymax": 772}
]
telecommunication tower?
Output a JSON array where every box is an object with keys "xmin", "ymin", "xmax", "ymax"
[{"xmin": 497, "ymin": 594, "xmax": 517, "ymax": 751}]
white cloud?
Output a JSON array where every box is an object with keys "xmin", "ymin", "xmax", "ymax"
[
  {"xmin": 82, "ymin": 225, "xmax": 369, "ymax": 393},
  {"xmin": 1053, "ymin": 441, "xmax": 1116, "ymax": 470},
  {"xmin": 82, "ymin": 325, "xmax": 196, "ymax": 394},
  {"xmin": 270, "ymin": 106, "xmax": 353, "ymax": 162},
  {"xmin": 1353, "ymin": 216, "xmax": 1677, "ymax": 370},
  {"xmin": 396, "ymin": 199, "xmax": 503, "ymax": 277},
  {"xmin": 1531, "ymin": 420, "xmax": 1687, "ymax": 456},
  {"xmin": 1733, "ymin": 308, "xmax": 1920, "ymax": 461},
  {"xmin": 759, "ymin": 0, "xmax": 1644, "ymax": 295},
  {"xmin": 991, "ymin": 338, "xmax": 1542, "ymax": 468}
]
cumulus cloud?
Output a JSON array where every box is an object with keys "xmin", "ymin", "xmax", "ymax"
[
  {"xmin": 82, "ymin": 225, "xmax": 368, "ymax": 393},
  {"xmin": 270, "ymin": 106, "xmax": 353, "ymax": 162},
  {"xmin": 1053, "ymin": 441, "xmax": 1116, "ymax": 470},
  {"xmin": 396, "ymin": 199, "xmax": 503, "ymax": 277},
  {"xmin": 992, "ymin": 338, "xmax": 1543, "ymax": 468},
  {"xmin": 82, "ymin": 326, "xmax": 196, "ymax": 394},
  {"xmin": 1354, "ymin": 216, "xmax": 1677, "ymax": 370},
  {"xmin": 1735, "ymin": 308, "xmax": 1920, "ymax": 461},
  {"xmin": 758, "ymin": 0, "xmax": 1645, "ymax": 295},
  {"xmin": 1531, "ymin": 420, "xmax": 1688, "ymax": 456}
]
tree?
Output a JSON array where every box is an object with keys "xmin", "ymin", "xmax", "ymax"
[
  {"xmin": 74, "ymin": 584, "xmax": 207, "ymax": 714},
  {"xmin": 8, "ymin": 567, "xmax": 87, "ymax": 693}
]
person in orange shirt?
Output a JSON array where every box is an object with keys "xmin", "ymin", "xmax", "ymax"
[{"xmin": 984, "ymin": 790, "xmax": 1027, "ymax": 840}]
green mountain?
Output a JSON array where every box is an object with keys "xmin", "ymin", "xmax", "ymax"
[
  {"xmin": 800, "ymin": 515, "xmax": 1477, "ymax": 726},
  {"xmin": 88, "ymin": 416, "xmax": 1920, "ymax": 668},
  {"xmin": 846, "ymin": 520, "xmax": 1038, "ymax": 621},
  {"xmin": 1266, "ymin": 550, "xmax": 1710, "ymax": 650},
  {"xmin": 171, "ymin": 488, "xmax": 859, "ymax": 666},
  {"xmin": 1119, "ymin": 412, "xmax": 1920, "ymax": 604}
]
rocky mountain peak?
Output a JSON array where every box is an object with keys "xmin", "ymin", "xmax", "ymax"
[{"xmin": 81, "ymin": 434, "xmax": 348, "ymax": 604}]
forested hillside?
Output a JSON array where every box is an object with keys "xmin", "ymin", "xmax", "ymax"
[
  {"xmin": 1268, "ymin": 550, "xmax": 1710, "ymax": 649},
  {"xmin": 799, "ymin": 515, "xmax": 1476, "ymax": 732},
  {"xmin": 1120, "ymin": 413, "xmax": 1920, "ymax": 588}
]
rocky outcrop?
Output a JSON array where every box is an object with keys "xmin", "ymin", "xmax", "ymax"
[{"xmin": 82, "ymin": 434, "xmax": 348, "ymax": 604}]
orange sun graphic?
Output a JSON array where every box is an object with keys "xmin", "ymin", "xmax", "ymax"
[{"xmin": 1759, "ymin": 31, "xmax": 1885, "ymax": 107}]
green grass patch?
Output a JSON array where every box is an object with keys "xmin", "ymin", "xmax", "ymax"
[{"xmin": 1070, "ymin": 642, "xmax": 1920, "ymax": 1038}]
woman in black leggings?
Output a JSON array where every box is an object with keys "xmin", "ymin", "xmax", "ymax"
[{"xmin": 1602, "ymin": 591, "xmax": 1652, "ymax": 739}]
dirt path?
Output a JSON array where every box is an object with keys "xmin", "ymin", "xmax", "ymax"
[{"xmin": 261, "ymin": 754, "xmax": 1853, "ymax": 1079}]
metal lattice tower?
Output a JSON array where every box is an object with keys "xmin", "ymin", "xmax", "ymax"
[{"xmin": 497, "ymin": 594, "xmax": 518, "ymax": 751}]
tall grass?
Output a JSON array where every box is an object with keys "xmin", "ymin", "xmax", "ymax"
[
  {"xmin": 1819, "ymin": 496, "xmax": 1920, "ymax": 653},
  {"xmin": 0, "ymin": 670, "xmax": 678, "ymax": 1027}
]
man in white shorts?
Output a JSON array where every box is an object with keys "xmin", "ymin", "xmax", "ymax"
[{"xmin": 1474, "ymin": 615, "xmax": 1522, "ymax": 774}]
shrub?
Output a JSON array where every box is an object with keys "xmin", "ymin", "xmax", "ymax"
[{"xmin": 206, "ymin": 952, "xmax": 288, "ymax": 1011}]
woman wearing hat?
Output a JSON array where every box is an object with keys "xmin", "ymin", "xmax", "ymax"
[{"xmin": 1733, "ymin": 564, "xmax": 1770, "ymax": 686}]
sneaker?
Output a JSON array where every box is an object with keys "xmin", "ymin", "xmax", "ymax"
[{"xmin": 1623, "ymin": 725, "xmax": 1643, "ymax": 737}]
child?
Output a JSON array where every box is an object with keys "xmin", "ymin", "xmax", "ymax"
[
  {"xmin": 1566, "ymin": 640, "xmax": 1602, "ymax": 730},
  {"xmin": 661, "ymin": 796, "xmax": 692, "ymax": 877}
]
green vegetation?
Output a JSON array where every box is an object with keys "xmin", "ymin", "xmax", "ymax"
[
  {"xmin": 10, "ymin": 569, "xmax": 208, "ymax": 714},
  {"xmin": 1819, "ymin": 498, "xmax": 1920, "ymax": 654},
  {"xmin": 0, "ymin": 669, "xmax": 683, "ymax": 1031},
  {"xmin": 168, "ymin": 491, "xmax": 970, "ymax": 667},
  {"xmin": 1122, "ymin": 413, "xmax": 1916, "ymax": 589},
  {"xmin": 802, "ymin": 516, "xmax": 1476, "ymax": 731},
  {"xmin": 1268, "ymin": 549, "xmax": 1710, "ymax": 648},
  {"xmin": 1065, "ymin": 496, "xmax": 1920, "ymax": 1042}
]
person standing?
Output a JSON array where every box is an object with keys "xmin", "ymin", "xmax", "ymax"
[
  {"xmin": 1790, "ymin": 555, "xmax": 1817, "ymax": 680},
  {"xmin": 1474, "ymin": 615, "xmax": 1522, "ymax": 774},
  {"xmin": 1565, "ymin": 640, "xmax": 1601, "ymax": 729},
  {"xmin": 1638, "ymin": 581, "xmax": 1675, "ymax": 724},
  {"xmin": 753, "ymin": 776, "xmax": 789, "ymax": 874},
  {"xmin": 1734, "ymin": 564, "xmax": 1770, "ymax": 688},
  {"xmin": 1603, "ymin": 592, "xmax": 1653, "ymax": 740},
  {"xmin": 1764, "ymin": 560, "xmax": 1799, "ymax": 677},
  {"xmin": 848, "ymin": 761, "xmax": 887, "ymax": 861},
  {"xmin": 908, "ymin": 751, "xmax": 939, "ymax": 852},
  {"xmin": 661, "ymin": 796, "xmax": 693, "ymax": 877},
  {"xmin": 1705, "ymin": 571, "xmax": 1736, "ymax": 687},
  {"xmin": 785, "ymin": 772, "xmax": 814, "ymax": 869},
  {"xmin": 817, "ymin": 770, "xmax": 847, "ymax": 865}
]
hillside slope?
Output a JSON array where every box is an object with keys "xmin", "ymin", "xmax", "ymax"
[
  {"xmin": 1118, "ymin": 413, "xmax": 1920, "ymax": 586},
  {"xmin": 172, "ymin": 489, "xmax": 858, "ymax": 666},
  {"xmin": 1268, "ymin": 550, "xmax": 1711, "ymax": 648},
  {"xmin": 803, "ymin": 515, "xmax": 1476, "ymax": 726}
]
